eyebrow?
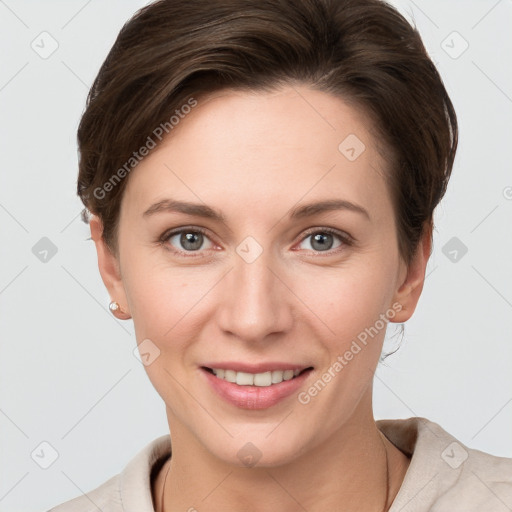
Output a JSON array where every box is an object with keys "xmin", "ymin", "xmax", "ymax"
[{"xmin": 143, "ymin": 198, "xmax": 370, "ymax": 222}]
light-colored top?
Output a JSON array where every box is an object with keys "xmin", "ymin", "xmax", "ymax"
[{"xmin": 48, "ymin": 417, "xmax": 512, "ymax": 511}]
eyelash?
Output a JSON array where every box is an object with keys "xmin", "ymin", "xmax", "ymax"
[{"xmin": 158, "ymin": 225, "xmax": 354, "ymax": 258}]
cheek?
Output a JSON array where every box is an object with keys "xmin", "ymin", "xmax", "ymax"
[
  {"xmin": 294, "ymin": 259, "xmax": 397, "ymax": 345},
  {"xmin": 125, "ymin": 262, "xmax": 211, "ymax": 339},
  {"xmin": 125, "ymin": 268, "xmax": 207, "ymax": 407}
]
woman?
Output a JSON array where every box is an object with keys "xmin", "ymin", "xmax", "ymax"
[{"xmin": 49, "ymin": 0, "xmax": 512, "ymax": 510}]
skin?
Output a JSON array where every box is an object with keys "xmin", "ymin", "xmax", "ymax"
[{"xmin": 90, "ymin": 85, "xmax": 431, "ymax": 512}]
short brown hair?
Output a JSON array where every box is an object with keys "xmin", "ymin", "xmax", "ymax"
[{"xmin": 77, "ymin": 0, "xmax": 458, "ymax": 265}]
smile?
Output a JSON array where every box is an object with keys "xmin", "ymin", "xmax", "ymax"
[
  {"xmin": 209, "ymin": 368, "xmax": 303, "ymax": 386},
  {"xmin": 201, "ymin": 364, "xmax": 314, "ymax": 409}
]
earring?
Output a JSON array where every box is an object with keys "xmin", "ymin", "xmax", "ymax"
[
  {"xmin": 109, "ymin": 300, "xmax": 132, "ymax": 320},
  {"xmin": 109, "ymin": 301, "xmax": 120, "ymax": 313}
]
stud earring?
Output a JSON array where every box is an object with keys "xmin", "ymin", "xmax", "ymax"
[
  {"xmin": 109, "ymin": 301, "xmax": 120, "ymax": 313},
  {"xmin": 109, "ymin": 300, "xmax": 131, "ymax": 320}
]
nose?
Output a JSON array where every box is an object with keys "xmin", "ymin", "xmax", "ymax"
[{"xmin": 216, "ymin": 248, "xmax": 294, "ymax": 343}]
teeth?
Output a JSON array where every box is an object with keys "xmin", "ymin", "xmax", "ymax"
[
  {"xmin": 271, "ymin": 370, "xmax": 284, "ymax": 384},
  {"xmin": 224, "ymin": 370, "xmax": 236, "ymax": 383},
  {"xmin": 211, "ymin": 368, "xmax": 303, "ymax": 386},
  {"xmin": 283, "ymin": 370, "xmax": 295, "ymax": 380},
  {"xmin": 254, "ymin": 371, "xmax": 272, "ymax": 386},
  {"xmin": 236, "ymin": 371, "xmax": 255, "ymax": 386}
]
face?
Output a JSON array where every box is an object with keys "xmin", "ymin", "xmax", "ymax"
[{"xmin": 92, "ymin": 85, "xmax": 428, "ymax": 467}]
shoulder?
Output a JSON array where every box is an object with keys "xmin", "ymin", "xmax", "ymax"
[
  {"xmin": 47, "ymin": 474, "xmax": 121, "ymax": 512},
  {"xmin": 378, "ymin": 417, "xmax": 512, "ymax": 512},
  {"xmin": 46, "ymin": 434, "xmax": 172, "ymax": 512},
  {"xmin": 436, "ymin": 436, "xmax": 512, "ymax": 511}
]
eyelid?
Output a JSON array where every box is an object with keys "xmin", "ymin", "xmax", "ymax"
[
  {"xmin": 298, "ymin": 226, "xmax": 354, "ymax": 244},
  {"xmin": 292, "ymin": 226, "xmax": 354, "ymax": 253},
  {"xmin": 159, "ymin": 225, "xmax": 219, "ymax": 257},
  {"xmin": 159, "ymin": 225, "xmax": 354, "ymax": 256}
]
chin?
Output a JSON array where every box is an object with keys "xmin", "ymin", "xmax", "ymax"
[{"xmin": 200, "ymin": 425, "xmax": 313, "ymax": 469}]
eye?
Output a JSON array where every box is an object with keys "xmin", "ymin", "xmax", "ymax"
[
  {"xmin": 296, "ymin": 228, "xmax": 352, "ymax": 253},
  {"xmin": 160, "ymin": 227, "xmax": 215, "ymax": 254},
  {"xmin": 159, "ymin": 226, "xmax": 353, "ymax": 257}
]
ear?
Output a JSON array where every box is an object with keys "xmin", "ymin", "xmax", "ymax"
[
  {"xmin": 390, "ymin": 222, "xmax": 432, "ymax": 323},
  {"xmin": 89, "ymin": 214, "xmax": 131, "ymax": 320}
]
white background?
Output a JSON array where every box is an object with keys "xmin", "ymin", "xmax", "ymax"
[{"xmin": 0, "ymin": 0, "xmax": 511, "ymax": 510}]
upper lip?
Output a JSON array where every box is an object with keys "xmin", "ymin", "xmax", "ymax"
[{"xmin": 201, "ymin": 362, "xmax": 312, "ymax": 373}]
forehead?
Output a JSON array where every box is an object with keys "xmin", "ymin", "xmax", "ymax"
[{"xmin": 121, "ymin": 85, "xmax": 391, "ymax": 219}]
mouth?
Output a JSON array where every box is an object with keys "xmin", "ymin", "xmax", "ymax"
[
  {"xmin": 200, "ymin": 362, "xmax": 314, "ymax": 409},
  {"xmin": 202, "ymin": 367, "xmax": 313, "ymax": 387}
]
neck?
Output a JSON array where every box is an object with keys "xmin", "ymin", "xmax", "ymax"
[{"xmin": 155, "ymin": 395, "xmax": 410, "ymax": 512}]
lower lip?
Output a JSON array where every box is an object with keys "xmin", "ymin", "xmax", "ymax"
[{"xmin": 201, "ymin": 368, "xmax": 312, "ymax": 410}]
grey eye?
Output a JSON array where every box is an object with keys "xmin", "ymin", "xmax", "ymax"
[
  {"xmin": 299, "ymin": 231, "xmax": 343, "ymax": 252},
  {"xmin": 168, "ymin": 231, "xmax": 213, "ymax": 251}
]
